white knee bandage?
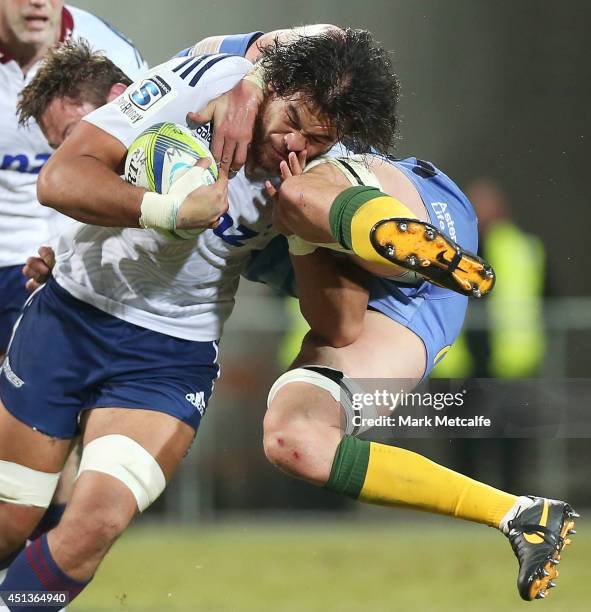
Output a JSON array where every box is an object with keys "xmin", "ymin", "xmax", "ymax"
[
  {"xmin": 0, "ymin": 460, "xmax": 60, "ymax": 508},
  {"xmin": 77, "ymin": 435, "xmax": 166, "ymax": 512},
  {"xmin": 268, "ymin": 367, "xmax": 341, "ymax": 404},
  {"xmin": 267, "ymin": 366, "xmax": 377, "ymax": 436}
]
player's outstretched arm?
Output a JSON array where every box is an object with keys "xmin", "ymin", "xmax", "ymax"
[
  {"xmin": 291, "ymin": 248, "xmax": 369, "ymax": 348},
  {"xmin": 37, "ymin": 121, "xmax": 145, "ymax": 227},
  {"xmin": 268, "ymin": 151, "xmax": 369, "ymax": 347},
  {"xmin": 191, "ymin": 25, "xmax": 339, "ymax": 63},
  {"xmin": 244, "ymin": 24, "xmax": 340, "ymax": 62}
]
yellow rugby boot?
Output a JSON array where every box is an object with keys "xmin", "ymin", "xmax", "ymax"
[{"xmin": 371, "ymin": 218, "xmax": 495, "ymax": 298}]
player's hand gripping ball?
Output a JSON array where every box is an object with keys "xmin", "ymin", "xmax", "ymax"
[{"xmin": 124, "ymin": 122, "xmax": 218, "ymax": 239}]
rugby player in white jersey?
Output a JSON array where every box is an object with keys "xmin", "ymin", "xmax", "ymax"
[
  {"xmin": 0, "ymin": 0, "xmax": 147, "ymax": 357},
  {"xmin": 12, "ymin": 32, "xmax": 577, "ymax": 602},
  {"xmin": 0, "ymin": 1, "xmax": 146, "ymax": 583},
  {"xmin": 0, "ymin": 29, "xmax": 406, "ymax": 609}
]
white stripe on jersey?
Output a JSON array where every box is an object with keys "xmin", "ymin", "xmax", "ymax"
[{"xmin": 84, "ymin": 53, "xmax": 250, "ymax": 148}]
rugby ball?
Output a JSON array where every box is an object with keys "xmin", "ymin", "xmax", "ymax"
[{"xmin": 124, "ymin": 122, "xmax": 218, "ymax": 239}]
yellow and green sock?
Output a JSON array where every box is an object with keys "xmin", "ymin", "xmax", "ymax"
[
  {"xmin": 328, "ymin": 186, "xmax": 418, "ymax": 268},
  {"xmin": 325, "ymin": 436, "xmax": 517, "ymax": 528}
]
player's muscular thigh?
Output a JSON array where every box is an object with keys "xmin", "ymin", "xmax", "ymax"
[
  {"xmin": 367, "ymin": 157, "xmax": 428, "ymax": 222},
  {"xmin": 81, "ymin": 407, "xmax": 195, "ymax": 480},
  {"xmin": 294, "ymin": 310, "xmax": 426, "ymax": 381},
  {"xmin": 0, "ymin": 400, "xmax": 71, "ymax": 473}
]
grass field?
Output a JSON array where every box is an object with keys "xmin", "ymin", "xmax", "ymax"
[{"xmin": 75, "ymin": 516, "xmax": 589, "ymax": 611}]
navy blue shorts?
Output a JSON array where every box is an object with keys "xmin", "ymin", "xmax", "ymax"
[
  {"xmin": 0, "ymin": 264, "xmax": 29, "ymax": 353},
  {"xmin": 0, "ymin": 278, "xmax": 220, "ymax": 439}
]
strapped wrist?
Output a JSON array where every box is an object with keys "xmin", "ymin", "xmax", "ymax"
[{"xmin": 139, "ymin": 192, "xmax": 182, "ymax": 230}]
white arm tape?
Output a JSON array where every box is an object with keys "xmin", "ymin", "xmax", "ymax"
[
  {"xmin": 287, "ymin": 235, "xmax": 318, "ymax": 256},
  {"xmin": 77, "ymin": 434, "xmax": 166, "ymax": 513},
  {"xmin": 287, "ymin": 235, "xmax": 351, "ymax": 256},
  {"xmin": 243, "ymin": 62, "xmax": 265, "ymax": 89},
  {"xmin": 189, "ymin": 36, "xmax": 225, "ymax": 56},
  {"xmin": 169, "ymin": 165, "xmax": 215, "ymax": 196},
  {"xmin": 0, "ymin": 460, "xmax": 60, "ymax": 508},
  {"xmin": 139, "ymin": 192, "xmax": 181, "ymax": 230},
  {"xmin": 139, "ymin": 166, "xmax": 213, "ymax": 231}
]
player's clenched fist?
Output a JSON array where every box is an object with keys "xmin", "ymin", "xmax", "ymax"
[
  {"xmin": 22, "ymin": 245, "xmax": 55, "ymax": 291},
  {"xmin": 175, "ymin": 164, "xmax": 229, "ymax": 230}
]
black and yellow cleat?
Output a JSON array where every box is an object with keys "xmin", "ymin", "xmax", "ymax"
[
  {"xmin": 507, "ymin": 496, "xmax": 579, "ymax": 601},
  {"xmin": 370, "ymin": 218, "xmax": 495, "ymax": 298}
]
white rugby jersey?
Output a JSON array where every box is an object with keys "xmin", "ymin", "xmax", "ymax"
[
  {"xmin": 53, "ymin": 53, "xmax": 277, "ymax": 341},
  {"xmin": 0, "ymin": 5, "xmax": 147, "ymax": 268}
]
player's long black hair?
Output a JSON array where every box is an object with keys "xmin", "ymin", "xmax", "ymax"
[{"xmin": 260, "ymin": 28, "xmax": 400, "ymax": 154}]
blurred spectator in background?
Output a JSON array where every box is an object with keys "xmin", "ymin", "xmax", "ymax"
[
  {"xmin": 433, "ymin": 177, "xmax": 549, "ymax": 494},
  {"xmin": 280, "ymin": 177, "xmax": 549, "ymax": 378},
  {"xmin": 433, "ymin": 177, "xmax": 547, "ymax": 379},
  {"xmin": 278, "ymin": 297, "xmax": 308, "ymax": 369}
]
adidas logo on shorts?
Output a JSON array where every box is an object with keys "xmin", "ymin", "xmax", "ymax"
[
  {"xmin": 1, "ymin": 357, "xmax": 25, "ymax": 388},
  {"xmin": 185, "ymin": 391, "xmax": 205, "ymax": 416}
]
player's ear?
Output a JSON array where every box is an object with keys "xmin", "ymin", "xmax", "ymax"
[{"xmin": 106, "ymin": 82, "xmax": 128, "ymax": 102}]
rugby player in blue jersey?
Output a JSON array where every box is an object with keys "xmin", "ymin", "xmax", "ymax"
[
  {"xmin": 261, "ymin": 153, "xmax": 576, "ymax": 603},
  {"xmin": 188, "ymin": 32, "xmax": 578, "ymax": 601}
]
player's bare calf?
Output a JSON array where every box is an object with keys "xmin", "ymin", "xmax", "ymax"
[{"xmin": 46, "ymin": 407, "xmax": 195, "ymax": 581}]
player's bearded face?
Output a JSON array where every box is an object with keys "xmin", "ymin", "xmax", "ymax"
[
  {"xmin": 2, "ymin": 0, "xmax": 63, "ymax": 46},
  {"xmin": 250, "ymin": 91, "xmax": 338, "ymax": 175}
]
